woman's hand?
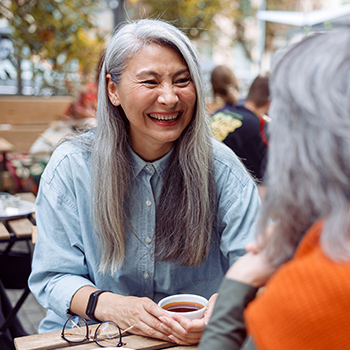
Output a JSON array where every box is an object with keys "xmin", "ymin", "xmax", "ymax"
[
  {"xmin": 96, "ymin": 293, "xmax": 176, "ymax": 341},
  {"xmin": 98, "ymin": 293, "xmax": 211, "ymax": 344},
  {"xmin": 226, "ymin": 223, "xmax": 277, "ymax": 288},
  {"xmin": 155, "ymin": 293, "xmax": 218, "ymax": 345},
  {"xmin": 226, "ymin": 250, "xmax": 276, "ymax": 288},
  {"xmin": 204, "ymin": 293, "xmax": 218, "ymax": 322},
  {"xmin": 71, "ymin": 287, "xmax": 216, "ymax": 345}
]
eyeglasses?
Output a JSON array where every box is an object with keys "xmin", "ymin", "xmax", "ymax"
[
  {"xmin": 259, "ymin": 113, "xmax": 271, "ymax": 146},
  {"xmin": 61, "ymin": 315, "xmax": 125, "ymax": 348}
]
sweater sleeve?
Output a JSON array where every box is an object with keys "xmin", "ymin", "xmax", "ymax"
[{"xmin": 198, "ymin": 278, "xmax": 258, "ymax": 350}]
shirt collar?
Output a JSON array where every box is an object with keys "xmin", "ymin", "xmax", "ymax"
[{"xmin": 127, "ymin": 144, "xmax": 174, "ymax": 177}]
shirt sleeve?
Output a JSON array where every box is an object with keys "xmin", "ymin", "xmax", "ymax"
[
  {"xmin": 28, "ymin": 151, "xmax": 96, "ymax": 320},
  {"xmin": 198, "ymin": 278, "xmax": 258, "ymax": 350},
  {"xmin": 215, "ymin": 156, "xmax": 261, "ymax": 265}
]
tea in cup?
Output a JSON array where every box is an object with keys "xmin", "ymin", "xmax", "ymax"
[{"xmin": 158, "ymin": 294, "xmax": 208, "ymax": 320}]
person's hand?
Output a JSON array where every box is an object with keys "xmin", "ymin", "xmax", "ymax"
[
  {"xmin": 245, "ymin": 223, "xmax": 276, "ymax": 254},
  {"xmin": 230, "ymin": 223, "xmax": 277, "ymax": 288},
  {"xmin": 226, "ymin": 250, "xmax": 276, "ymax": 288},
  {"xmin": 203, "ymin": 293, "xmax": 218, "ymax": 323},
  {"xmin": 95, "ymin": 294, "xmax": 176, "ymax": 342},
  {"xmin": 127, "ymin": 293, "xmax": 219, "ymax": 345},
  {"xmin": 157, "ymin": 308, "xmax": 209, "ymax": 345}
]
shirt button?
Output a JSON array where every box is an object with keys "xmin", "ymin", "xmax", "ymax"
[
  {"xmin": 145, "ymin": 236, "xmax": 152, "ymax": 244},
  {"xmin": 144, "ymin": 272, "xmax": 149, "ymax": 279},
  {"xmin": 146, "ymin": 164, "xmax": 152, "ymax": 171},
  {"xmin": 146, "ymin": 199, "xmax": 152, "ymax": 206}
]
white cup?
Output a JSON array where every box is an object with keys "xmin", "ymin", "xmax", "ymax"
[{"xmin": 158, "ymin": 294, "xmax": 208, "ymax": 320}]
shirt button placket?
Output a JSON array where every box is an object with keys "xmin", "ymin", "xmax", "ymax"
[{"xmin": 143, "ymin": 163, "xmax": 154, "ymax": 298}]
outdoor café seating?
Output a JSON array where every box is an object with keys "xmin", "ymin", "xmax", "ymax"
[{"xmin": 0, "ymin": 192, "xmax": 36, "ymax": 348}]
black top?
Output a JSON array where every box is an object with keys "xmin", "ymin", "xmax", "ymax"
[{"xmin": 211, "ymin": 104, "xmax": 268, "ymax": 182}]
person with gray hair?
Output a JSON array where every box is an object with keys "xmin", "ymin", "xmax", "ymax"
[
  {"xmin": 29, "ymin": 19, "xmax": 260, "ymax": 345},
  {"xmin": 199, "ymin": 28, "xmax": 350, "ymax": 349}
]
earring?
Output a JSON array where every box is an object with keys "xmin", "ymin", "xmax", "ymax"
[{"xmin": 112, "ymin": 100, "xmax": 116, "ymax": 104}]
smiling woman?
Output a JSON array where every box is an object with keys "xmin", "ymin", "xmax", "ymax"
[
  {"xmin": 28, "ymin": 19, "xmax": 260, "ymax": 346},
  {"xmin": 106, "ymin": 44, "xmax": 196, "ymax": 161}
]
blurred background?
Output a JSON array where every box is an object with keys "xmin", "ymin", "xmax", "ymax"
[{"xmin": 1, "ymin": 0, "xmax": 349, "ymax": 99}]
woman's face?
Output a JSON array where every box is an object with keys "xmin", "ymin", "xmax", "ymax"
[{"xmin": 107, "ymin": 44, "xmax": 197, "ymax": 161}]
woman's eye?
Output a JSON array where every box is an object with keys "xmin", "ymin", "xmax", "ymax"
[
  {"xmin": 175, "ymin": 77, "xmax": 191, "ymax": 85},
  {"xmin": 142, "ymin": 80, "xmax": 158, "ymax": 85}
]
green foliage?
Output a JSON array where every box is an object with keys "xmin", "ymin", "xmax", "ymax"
[
  {"xmin": 126, "ymin": 0, "xmax": 254, "ymax": 62},
  {"xmin": 0, "ymin": 0, "xmax": 104, "ymax": 95},
  {"xmin": 127, "ymin": 0, "xmax": 235, "ymax": 40},
  {"xmin": 126, "ymin": 0, "xmax": 325, "ymax": 63}
]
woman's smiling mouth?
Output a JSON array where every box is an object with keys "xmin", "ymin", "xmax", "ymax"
[{"xmin": 148, "ymin": 112, "xmax": 182, "ymax": 122}]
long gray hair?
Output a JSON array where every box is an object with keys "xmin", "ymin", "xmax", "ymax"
[
  {"xmin": 259, "ymin": 28, "xmax": 350, "ymax": 266},
  {"xmin": 92, "ymin": 19, "xmax": 215, "ymax": 273}
]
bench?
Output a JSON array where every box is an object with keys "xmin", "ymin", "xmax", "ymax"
[
  {"xmin": 0, "ymin": 96, "xmax": 73, "ymax": 193},
  {"xmin": 0, "ymin": 95, "xmax": 73, "ymax": 153}
]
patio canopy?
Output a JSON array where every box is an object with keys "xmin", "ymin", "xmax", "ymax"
[{"xmin": 257, "ymin": 3, "xmax": 350, "ymax": 28}]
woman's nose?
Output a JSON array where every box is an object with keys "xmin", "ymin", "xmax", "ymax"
[{"xmin": 157, "ymin": 85, "xmax": 179, "ymax": 106}]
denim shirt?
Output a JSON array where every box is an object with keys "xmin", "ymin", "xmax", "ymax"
[{"xmin": 29, "ymin": 136, "xmax": 260, "ymax": 333}]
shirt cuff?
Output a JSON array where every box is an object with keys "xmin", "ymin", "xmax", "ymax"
[{"xmin": 48, "ymin": 275, "xmax": 96, "ymax": 319}]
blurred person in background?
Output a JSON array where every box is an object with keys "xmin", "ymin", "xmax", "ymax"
[
  {"xmin": 207, "ymin": 65, "xmax": 240, "ymax": 114},
  {"xmin": 199, "ymin": 28, "xmax": 350, "ymax": 350},
  {"xmin": 211, "ymin": 75, "xmax": 270, "ymax": 192}
]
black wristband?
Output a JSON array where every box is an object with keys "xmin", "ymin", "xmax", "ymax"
[{"xmin": 85, "ymin": 290, "xmax": 110, "ymax": 323}]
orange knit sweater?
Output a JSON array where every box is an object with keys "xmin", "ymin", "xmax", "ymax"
[{"xmin": 245, "ymin": 220, "xmax": 350, "ymax": 350}]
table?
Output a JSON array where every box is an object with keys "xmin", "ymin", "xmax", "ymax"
[
  {"xmin": 14, "ymin": 327, "xmax": 198, "ymax": 350},
  {"xmin": 0, "ymin": 192, "xmax": 36, "ymax": 335},
  {"xmin": 0, "ymin": 192, "xmax": 36, "ymax": 242}
]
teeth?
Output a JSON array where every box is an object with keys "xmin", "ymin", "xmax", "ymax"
[{"xmin": 149, "ymin": 113, "xmax": 179, "ymax": 121}]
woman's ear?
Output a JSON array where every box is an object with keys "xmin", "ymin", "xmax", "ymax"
[{"xmin": 106, "ymin": 74, "xmax": 121, "ymax": 106}]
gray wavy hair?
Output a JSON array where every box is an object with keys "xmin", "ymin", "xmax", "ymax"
[
  {"xmin": 259, "ymin": 28, "xmax": 350, "ymax": 266},
  {"xmin": 92, "ymin": 19, "xmax": 215, "ymax": 273}
]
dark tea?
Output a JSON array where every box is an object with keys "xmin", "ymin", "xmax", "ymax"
[{"xmin": 162, "ymin": 301, "xmax": 204, "ymax": 313}]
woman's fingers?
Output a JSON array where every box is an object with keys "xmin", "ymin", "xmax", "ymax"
[
  {"xmin": 203, "ymin": 293, "xmax": 218, "ymax": 322},
  {"xmin": 111, "ymin": 296, "xmax": 172, "ymax": 340},
  {"xmin": 226, "ymin": 251, "xmax": 277, "ymax": 287},
  {"xmin": 108, "ymin": 295, "xmax": 206, "ymax": 344},
  {"xmin": 158, "ymin": 314, "xmax": 205, "ymax": 344}
]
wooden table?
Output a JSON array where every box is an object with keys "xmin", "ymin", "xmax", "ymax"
[{"xmin": 14, "ymin": 327, "xmax": 198, "ymax": 350}]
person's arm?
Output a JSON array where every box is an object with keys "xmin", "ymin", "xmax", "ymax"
[
  {"xmin": 29, "ymin": 161, "xmax": 96, "ymax": 321},
  {"xmin": 69, "ymin": 285, "xmax": 179, "ymax": 342},
  {"xmin": 199, "ymin": 278, "xmax": 257, "ymax": 350},
  {"xmin": 199, "ymin": 249, "xmax": 277, "ymax": 350}
]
